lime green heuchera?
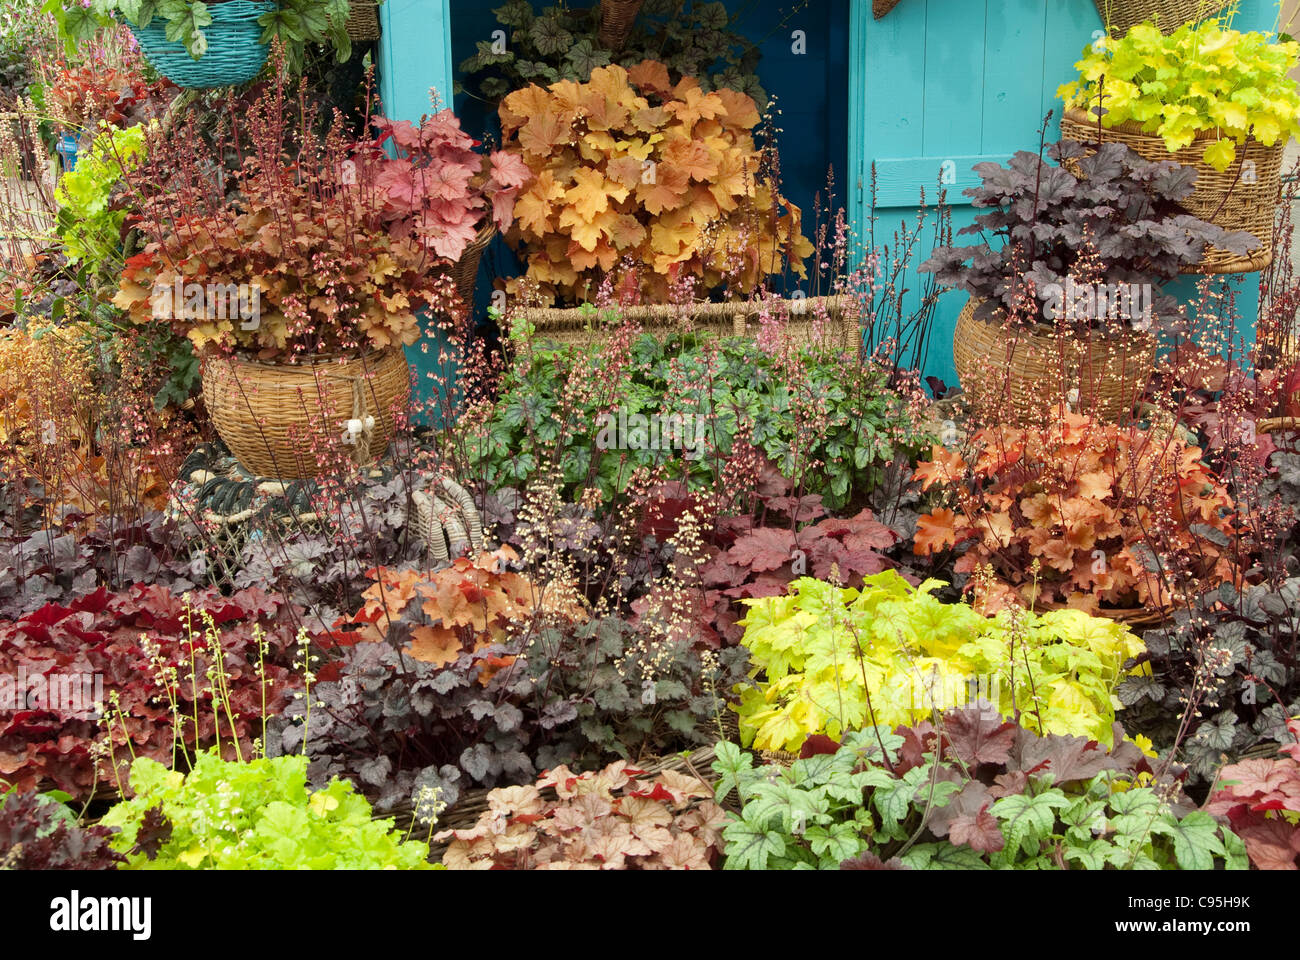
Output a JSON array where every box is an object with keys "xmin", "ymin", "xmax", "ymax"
[
  {"xmin": 55, "ymin": 122, "xmax": 148, "ymax": 268},
  {"xmin": 102, "ymin": 750, "xmax": 437, "ymax": 870},
  {"xmin": 734, "ymin": 571, "xmax": 1147, "ymax": 754},
  {"xmin": 1058, "ymin": 20, "xmax": 1300, "ymax": 171}
]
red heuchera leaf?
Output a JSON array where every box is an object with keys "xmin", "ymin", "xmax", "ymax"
[
  {"xmin": 727, "ymin": 528, "xmax": 797, "ymax": 572},
  {"xmin": 943, "ymin": 704, "xmax": 1019, "ymax": 767},
  {"xmin": 0, "ymin": 584, "xmax": 304, "ymax": 800},
  {"xmin": 1013, "ymin": 731, "xmax": 1116, "ymax": 784},
  {"xmin": 799, "ymin": 734, "xmax": 841, "ymax": 759}
]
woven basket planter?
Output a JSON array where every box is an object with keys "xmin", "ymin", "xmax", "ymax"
[
  {"xmin": 442, "ymin": 222, "xmax": 494, "ymax": 316},
  {"xmin": 1061, "ymin": 108, "xmax": 1282, "ymax": 274},
  {"xmin": 345, "ymin": 1, "xmax": 382, "ymax": 41},
  {"xmin": 514, "ymin": 294, "xmax": 860, "ymax": 354},
  {"xmin": 873, "ymin": 0, "xmax": 904, "ymax": 17},
  {"xmin": 597, "ymin": 0, "xmax": 645, "ymax": 51},
  {"xmin": 201, "ymin": 348, "xmax": 410, "ymax": 479},
  {"xmin": 953, "ymin": 298, "xmax": 1156, "ymax": 427},
  {"xmin": 1093, "ymin": 0, "xmax": 1231, "ymax": 35},
  {"xmin": 130, "ymin": 0, "xmax": 275, "ymax": 89}
]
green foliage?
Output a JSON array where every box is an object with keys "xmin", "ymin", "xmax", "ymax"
[
  {"xmin": 101, "ymin": 750, "xmax": 437, "ymax": 869},
  {"xmin": 712, "ymin": 708, "xmax": 1247, "ymax": 870},
  {"xmin": 460, "ymin": 0, "xmax": 764, "ymax": 106},
  {"xmin": 465, "ymin": 332, "xmax": 922, "ymax": 512},
  {"xmin": 734, "ymin": 571, "xmax": 1148, "ymax": 753},
  {"xmin": 1059, "ymin": 20, "xmax": 1300, "ymax": 170},
  {"xmin": 55, "ymin": 122, "xmax": 146, "ymax": 268},
  {"xmin": 523, "ymin": 615, "xmax": 751, "ymax": 771},
  {"xmin": 42, "ymin": 0, "xmax": 354, "ymax": 64}
]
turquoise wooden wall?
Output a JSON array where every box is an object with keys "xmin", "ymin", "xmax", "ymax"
[
  {"xmin": 379, "ymin": 0, "xmax": 1281, "ymax": 398},
  {"xmin": 848, "ymin": 0, "xmax": 1277, "ymax": 389}
]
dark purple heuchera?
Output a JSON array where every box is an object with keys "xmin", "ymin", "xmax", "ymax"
[
  {"xmin": 919, "ymin": 138, "xmax": 1258, "ymax": 328},
  {"xmin": 0, "ymin": 789, "xmax": 123, "ymax": 870}
]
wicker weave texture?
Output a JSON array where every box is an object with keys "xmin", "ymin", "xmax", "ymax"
[
  {"xmin": 1093, "ymin": 0, "xmax": 1231, "ymax": 35},
  {"xmin": 345, "ymin": 1, "xmax": 381, "ymax": 40},
  {"xmin": 131, "ymin": 0, "xmax": 275, "ymax": 89},
  {"xmin": 201, "ymin": 348, "xmax": 410, "ymax": 479},
  {"xmin": 597, "ymin": 0, "xmax": 645, "ymax": 50},
  {"xmin": 515, "ymin": 294, "xmax": 860, "ymax": 352},
  {"xmin": 443, "ymin": 222, "xmax": 494, "ymax": 316},
  {"xmin": 952, "ymin": 298, "xmax": 1156, "ymax": 427},
  {"xmin": 1061, "ymin": 108, "xmax": 1282, "ymax": 274},
  {"xmin": 873, "ymin": 0, "xmax": 904, "ymax": 17}
]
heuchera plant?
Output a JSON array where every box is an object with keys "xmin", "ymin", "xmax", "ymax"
[
  {"xmin": 466, "ymin": 332, "xmax": 922, "ymax": 511},
  {"xmin": 499, "ymin": 61, "xmax": 812, "ymax": 305},
  {"xmin": 1206, "ymin": 720, "xmax": 1300, "ymax": 870},
  {"xmin": 918, "ymin": 139, "xmax": 1256, "ymax": 327},
  {"xmin": 460, "ymin": 0, "xmax": 765, "ymax": 106},
  {"xmin": 734, "ymin": 570, "xmax": 1147, "ymax": 754},
  {"xmin": 912, "ymin": 411, "xmax": 1240, "ymax": 612},
  {"xmin": 1120, "ymin": 579, "xmax": 1300, "ymax": 784},
  {"xmin": 345, "ymin": 547, "xmax": 548, "ymax": 671},
  {"xmin": 713, "ymin": 705, "xmax": 1245, "ymax": 871},
  {"xmin": 1059, "ymin": 20, "xmax": 1300, "ymax": 171},
  {"xmin": 435, "ymin": 759, "xmax": 725, "ymax": 869},
  {"xmin": 0, "ymin": 787, "xmax": 124, "ymax": 869},
  {"xmin": 112, "ymin": 76, "xmax": 516, "ymax": 357},
  {"xmin": 101, "ymin": 750, "xmax": 436, "ymax": 869},
  {"xmin": 0, "ymin": 584, "xmax": 303, "ymax": 800},
  {"xmin": 365, "ymin": 112, "xmax": 531, "ymax": 262}
]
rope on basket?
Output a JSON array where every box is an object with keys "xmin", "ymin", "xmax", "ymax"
[{"xmin": 344, "ymin": 374, "xmax": 377, "ymax": 467}]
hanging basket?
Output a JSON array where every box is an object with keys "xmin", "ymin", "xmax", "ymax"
[
  {"xmin": 597, "ymin": 0, "xmax": 645, "ymax": 52},
  {"xmin": 512, "ymin": 295, "xmax": 860, "ymax": 355},
  {"xmin": 442, "ymin": 222, "xmax": 495, "ymax": 317},
  {"xmin": 953, "ymin": 297, "xmax": 1157, "ymax": 427},
  {"xmin": 1093, "ymin": 0, "xmax": 1232, "ymax": 36},
  {"xmin": 873, "ymin": 0, "xmax": 904, "ymax": 18},
  {"xmin": 1061, "ymin": 107, "xmax": 1282, "ymax": 274},
  {"xmin": 130, "ymin": 0, "xmax": 276, "ymax": 89},
  {"xmin": 345, "ymin": 1, "xmax": 382, "ymax": 42},
  {"xmin": 201, "ymin": 348, "xmax": 411, "ymax": 480}
]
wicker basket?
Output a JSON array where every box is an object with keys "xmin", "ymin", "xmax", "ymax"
[
  {"xmin": 953, "ymin": 298, "xmax": 1156, "ymax": 427},
  {"xmin": 345, "ymin": 1, "xmax": 381, "ymax": 41},
  {"xmin": 873, "ymin": 0, "xmax": 904, "ymax": 17},
  {"xmin": 1061, "ymin": 107, "xmax": 1282, "ymax": 274},
  {"xmin": 130, "ymin": 0, "xmax": 275, "ymax": 89},
  {"xmin": 597, "ymin": 0, "xmax": 645, "ymax": 51},
  {"xmin": 514, "ymin": 294, "xmax": 860, "ymax": 353},
  {"xmin": 1093, "ymin": 0, "xmax": 1231, "ymax": 35},
  {"xmin": 201, "ymin": 348, "xmax": 410, "ymax": 479},
  {"xmin": 443, "ymin": 222, "xmax": 494, "ymax": 316}
]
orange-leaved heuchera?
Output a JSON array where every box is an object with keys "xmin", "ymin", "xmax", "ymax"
[
  {"xmin": 346, "ymin": 546, "xmax": 586, "ymax": 683},
  {"xmin": 912, "ymin": 410, "xmax": 1240, "ymax": 614},
  {"xmin": 498, "ymin": 60, "xmax": 813, "ymax": 305}
]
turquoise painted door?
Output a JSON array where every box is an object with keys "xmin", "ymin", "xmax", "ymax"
[{"xmin": 847, "ymin": 0, "xmax": 1273, "ymax": 390}]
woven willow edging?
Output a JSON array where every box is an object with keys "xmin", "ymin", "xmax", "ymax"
[
  {"xmin": 1061, "ymin": 107, "xmax": 1282, "ymax": 274},
  {"xmin": 201, "ymin": 347, "xmax": 410, "ymax": 480},
  {"xmin": 514, "ymin": 294, "xmax": 860, "ymax": 352},
  {"xmin": 952, "ymin": 297, "xmax": 1156, "ymax": 427},
  {"xmin": 130, "ymin": 0, "xmax": 275, "ymax": 89},
  {"xmin": 1093, "ymin": 0, "xmax": 1231, "ymax": 36}
]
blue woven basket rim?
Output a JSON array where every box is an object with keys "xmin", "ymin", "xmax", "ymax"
[{"xmin": 129, "ymin": 0, "xmax": 278, "ymax": 35}]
